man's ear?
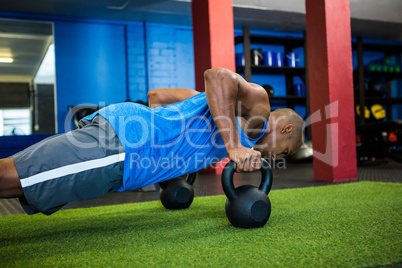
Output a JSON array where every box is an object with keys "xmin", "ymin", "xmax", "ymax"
[{"xmin": 280, "ymin": 124, "xmax": 293, "ymax": 135}]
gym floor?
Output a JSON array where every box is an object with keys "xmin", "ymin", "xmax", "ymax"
[{"xmin": 1, "ymin": 159, "xmax": 401, "ymax": 217}]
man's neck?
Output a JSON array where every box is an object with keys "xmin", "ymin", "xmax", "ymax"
[{"xmin": 237, "ymin": 116, "xmax": 266, "ymax": 139}]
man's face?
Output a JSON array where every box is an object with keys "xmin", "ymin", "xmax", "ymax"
[{"xmin": 255, "ymin": 133, "xmax": 301, "ymax": 160}]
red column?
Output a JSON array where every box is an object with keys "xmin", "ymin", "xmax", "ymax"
[
  {"xmin": 192, "ymin": 0, "xmax": 235, "ymax": 173},
  {"xmin": 305, "ymin": 0, "xmax": 357, "ymax": 181},
  {"xmin": 192, "ymin": 0, "xmax": 235, "ymax": 92}
]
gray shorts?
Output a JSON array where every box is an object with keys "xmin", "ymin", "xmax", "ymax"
[{"xmin": 13, "ymin": 115, "xmax": 125, "ymax": 215}]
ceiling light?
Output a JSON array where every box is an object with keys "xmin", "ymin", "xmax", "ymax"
[{"xmin": 0, "ymin": 57, "xmax": 13, "ymax": 63}]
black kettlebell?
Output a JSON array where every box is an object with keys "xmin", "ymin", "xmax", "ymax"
[
  {"xmin": 222, "ymin": 159, "xmax": 273, "ymax": 228},
  {"xmin": 159, "ymin": 173, "xmax": 197, "ymax": 210}
]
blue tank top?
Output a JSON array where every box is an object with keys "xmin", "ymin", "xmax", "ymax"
[{"xmin": 85, "ymin": 92, "xmax": 268, "ymax": 191}]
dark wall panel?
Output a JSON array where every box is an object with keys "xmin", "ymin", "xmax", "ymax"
[
  {"xmin": 33, "ymin": 84, "xmax": 55, "ymax": 134},
  {"xmin": 0, "ymin": 83, "xmax": 30, "ymax": 108}
]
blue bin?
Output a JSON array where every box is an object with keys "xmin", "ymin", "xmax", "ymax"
[
  {"xmin": 293, "ymin": 84, "xmax": 305, "ymax": 96},
  {"xmin": 235, "ymin": 53, "xmax": 245, "ymax": 66},
  {"xmin": 263, "ymin": 51, "xmax": 276, "ymax": 66},
  {"xmin": 276, "ymin": 52, "xmax": 284, "ymax": 67},
  {"xmin": 286, "ymin": 53, "xmax": 300, "ymax": 68}
]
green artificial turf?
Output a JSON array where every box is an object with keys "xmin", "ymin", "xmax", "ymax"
[{"xmin": 0, "ymin": 181, "xmax": 401, "ymax": 267}]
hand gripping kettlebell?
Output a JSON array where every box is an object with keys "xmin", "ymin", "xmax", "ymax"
[
  {"xmin": 222, "ymin": 159, "xmax": 273, "ymax": 228},
  {"xmin": 159, "ymin": 173, "xmax": 197, "ymax": 210}
]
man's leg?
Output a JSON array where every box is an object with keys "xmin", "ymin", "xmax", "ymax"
[
  {"xmin": 7, "ymin": 114, "xmax": 125, "ymax": 215},
  {"xmin": 0, "ymin": 158, "xmax": 23, "ymax": 198}
]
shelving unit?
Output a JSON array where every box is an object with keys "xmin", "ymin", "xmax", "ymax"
[
  {"xmin": 236, "ymin": 27, "xmax": 402, "ymax": 132},
  {"xmin": 235, "ymin": 35, "xmax": 304, "ymax": 49},
  {"xmin": 269, "ymin": 96, "xmax": 307, "ymax": 104},
  {"xmin": 355, "ymin": 36, "xmax": 402, "ymax": 124},
  {"xmin": 354, "ymin": 70, "xmax": 402, "ymax": 81},
  {"xmin": 235, "ymin": 26, "xmax": 310, "ymax": 116},
  {"xmin": 236, "ymin": 66, "xmax": 305, "ymax": 76}
]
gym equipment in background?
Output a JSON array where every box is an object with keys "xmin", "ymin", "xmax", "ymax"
[
  {"xmin": 159, "ymin": 173, "xmax": 197, "ymax": 210},
  {"xmin": 356, "ymin": 120, "xmax": 402, "ymax": 165},
  {"xmin": 222, "ymin": 159, "xmax": 273, "ymax": 229},
  {"xmin": 367, "ymin": 78, "xmax": 387, "ymax": 98},
  {"xmin": 293, "ymin": 83, "xmax": 305, "ymax": 96},
  {"xmin": 235, "ymin": 53, "xmax": 245, "ymax": 67},
  {"xmin": 68, "ymin": 106, "xmax": 100, "ymax": 129},
  {"xmin": 370, "ymin": 104, "xmax": 386, "ymax": 120},
  {"xmin": 287, "ymin": 140, "xmax": 313, "ymax": 162},
  {"xmin": 285, "ymin": 53, "xmax": 300, "ymax": 68},
  {"xmin": 251, "ymin": 49, "xmax": 264, "ymax": 66},
  {"xmin": 355, "ymin": 105, "xmax": 371, "ymax": 119},
  {"xmin": 353, "ymin": 78, "xmax": 387, "ymax": 102},
  {"xmin": 262, "ymin": 84, "xmax": 274, "ymax": 97},
  {"xmin": 275, "ymin": 52, "xmax": 284, "ymax": 67},
  {"xmin": 262, "ymin": 51, "xmax": 275, "ymax": 66},
  {"xmin": 236, "ymin": 49, "xmax": 302, "ymax": 68},
  {"xmin": 365, "ymin": 57, "xmax": 401, "ymax": 73},
  {"xmin": 356, "ymin": 103, "xmax": 386, "ymax": 123}
]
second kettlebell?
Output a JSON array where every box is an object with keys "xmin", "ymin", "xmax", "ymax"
[
  {"xmin": 159, "ymin": 173, "xmax": 197, "ymax": 210},
  {"xmin": 222, "ymin": 159, "xmax": 273, "ymax": 228}
]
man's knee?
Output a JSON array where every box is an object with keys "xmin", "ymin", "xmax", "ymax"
[{"xmin": 0, "ymin": 158, "xmax": 23, "ymax": 198}]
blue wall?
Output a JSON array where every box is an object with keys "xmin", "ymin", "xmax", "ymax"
[
  {"xmin": 126, "ymin": 22, "xmax": 195, "ymax": 103},
  {"xmin": 146, "ymin": 23, "xmax": 195, "ymax": 92},
  {"xmin": 126, "ymin": 23, "xmax": 147, "ymax": 102},
  {"xmin": 54, "ymin": 21, "xmax": 127, "ymax": 132}
]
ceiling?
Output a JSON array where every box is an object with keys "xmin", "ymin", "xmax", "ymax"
[{"xmin": 0, "ymin": 0, "xmax": 401, "ymax": 82}]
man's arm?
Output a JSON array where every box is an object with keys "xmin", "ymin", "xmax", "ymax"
[
  {"xmin": 148, "ymin": 88, "xmax": 199, "ymax": 108},
  {"xmin": 204, "ymin": 67, "xmax": 270, "ymax": 172}
]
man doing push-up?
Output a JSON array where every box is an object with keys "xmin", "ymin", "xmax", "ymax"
[{"xmin": 0, "ymin": 68, "xmax": 304, "ymax": 215}]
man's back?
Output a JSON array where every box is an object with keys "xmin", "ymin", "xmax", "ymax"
[{"xmin": 87, "ymin": 92, "xmax": 267, "ymax": 191}]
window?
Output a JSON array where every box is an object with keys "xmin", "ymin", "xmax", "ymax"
[{"xmin": 0, "ymin": 109, "xmax": 31, "ymax": 136}]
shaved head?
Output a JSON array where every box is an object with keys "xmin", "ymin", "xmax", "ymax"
[
  {"xmin": 282, "ymin": 109, "xmax": 304, "ymax": 140},
  {"xmin": 254, "ymin": 108, "xmax": 305, "ymax": 159},
  {"xmin": 274, "ymin": 108, "xmax": 305, "ymax": 152}
]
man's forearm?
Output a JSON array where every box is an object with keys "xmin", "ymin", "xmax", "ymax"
[{"xmin": 205, "ymin": 67, "xmax": 266, "ymax": 172}]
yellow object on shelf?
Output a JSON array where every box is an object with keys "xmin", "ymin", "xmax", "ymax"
[
  {"xmin": 370, "ymin": 104, "xmax": 386, "ymax": 120},
  {"xmin": 356, "ymin": 105, "xmax": 370, "ymax": 119}
]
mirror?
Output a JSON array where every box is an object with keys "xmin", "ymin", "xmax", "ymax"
[{"xmin": 0, "ymin": 19, "xmax": 55, "ymax": 136}]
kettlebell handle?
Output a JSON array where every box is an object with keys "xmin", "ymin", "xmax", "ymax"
[
  {"xmin": 222, "ymin": 159, "xmax": 273, "ymax": 201},
  {"xmin": 159, "ymin": 172, "xmax": 196, "ymax": 189},
  {"xmin": 186, "ymin": 172, "xmax": 197, "ymax": 185}
]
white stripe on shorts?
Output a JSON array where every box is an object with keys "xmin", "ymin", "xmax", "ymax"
[{"xmin": 20, "ymin": 152, "xmax": 126, "ymax": 188}]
